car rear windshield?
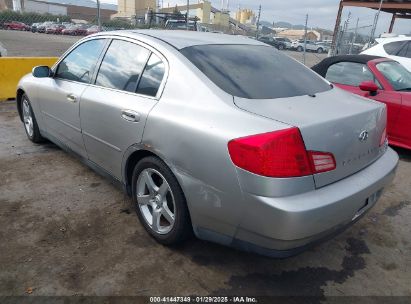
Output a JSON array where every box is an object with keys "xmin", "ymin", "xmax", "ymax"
[{"xmin": 180, "ymin": 44, "xmax": 331, "ymax": 99}]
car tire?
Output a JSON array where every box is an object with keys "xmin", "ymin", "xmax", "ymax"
[
  {"xmin": 132, "ymin": 156, "xmax": 192, "ymax": 245},
  {"xmin": 278, "ymin": 44, "xmax": 285, "ymax": 50},
  {"xmin": 21, "ymin": 94, "xmax": 44, "ymax": 143},
  {"xmin": 317, "ymin": 48, "xmax": 323, "ymax": 54},
  {"xmin": 297, "ymin": 46, "xmax": 303, "ymax": 52}
]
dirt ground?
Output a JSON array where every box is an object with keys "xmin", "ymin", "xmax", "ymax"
[
  {"xmin": 0, "ymin": 29, "xmax": 327, "ymax": 67},
  {"xmin": 0, "ymin": 98, "xmax": 411, "ymax": 300}
]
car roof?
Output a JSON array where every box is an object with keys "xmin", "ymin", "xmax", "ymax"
[
  {"xmin": 376, "ymin": 36, "xmax": 411, "ymax": 44},
  {"xmin": 95, "ymin": 30, "xmax": 265, "ymax": 50},
  {"xmin": 312, "ymin": 54, "xmax": 385, "ymax": 77}
]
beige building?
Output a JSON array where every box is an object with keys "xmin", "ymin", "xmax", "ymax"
[
  {"xmin": 235, "ymin": 9, "xmax": 255, "ymax": 25},
  {"xmin": 113, "ymin": 0, "xmax": 156, "ymax": 18},
  {"xmin": 277, "ymin": 29, "xmax": 321, "ymax": 41}
]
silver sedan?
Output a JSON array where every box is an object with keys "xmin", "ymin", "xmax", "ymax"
[{"xmin": 17, "ymin": 30, "xmax": 398, "ymax": 257}]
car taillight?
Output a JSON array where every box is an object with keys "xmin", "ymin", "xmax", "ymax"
[
  {"xmin": 228, "ymin": 127, "xmax": 336, "ymax": 178},
  {"xmin": 380, "ymin": 127, "xmax": 387, "ymax": 147}
]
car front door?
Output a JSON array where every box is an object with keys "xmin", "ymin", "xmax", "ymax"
[
  {"xmin": 36, "ymin": 38, "xmax": 107, "ymax": 158},
  {"xmin": 80, "ymin": 38, "xmax": 167, "ymax": 179}
]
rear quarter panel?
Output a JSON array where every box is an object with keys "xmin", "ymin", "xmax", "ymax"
[{"xmin": 141, "ymin": 49, "xmax": 296, "ymax": 238}]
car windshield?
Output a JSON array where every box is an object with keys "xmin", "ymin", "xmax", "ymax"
[
  {"xmin": 376, "ymin": 61, "xmax": 411, "ymax": 91},
  {"xmin": 180, "ymin": 44, "xmax": 331, "ymax": 99}
]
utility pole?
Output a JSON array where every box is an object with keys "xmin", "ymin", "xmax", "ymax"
[
  {"xmin": 255, "ymin": 4, "xmax": 261, "ymax": 39},
  {"xmin": 186, "ymin": 0, "xmax": 189, "ymax": 30},
  {"xmin": 369, "ymin": 0, "xmax": 384, "ymax": 44},
  {"xmin": 303, "ymin": 14, "xmax": 308, "ymax": 65},
  {"xmin": 96, "ymin": 0, "xmax": 101, "ymax": 31},
  {"xmin": 349, "ymin": 18, "xmax": 359, "ymax": 54}
]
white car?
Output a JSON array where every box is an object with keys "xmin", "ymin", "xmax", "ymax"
[
  {"xmin": 0, "ymin": 42, "xmax": 7, "ymax": 57},
  {"xmin": 362, "ymin": 36, "xmax": 411, "ymax": 72},
  {"xmin": 292, "ymin": 40, "xmax": 328, "ymax": 53}
]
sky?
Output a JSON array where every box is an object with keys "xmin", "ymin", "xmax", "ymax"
[{"xmin": 99, "ymin": 0, "xmax": 410, "ymax": 35}]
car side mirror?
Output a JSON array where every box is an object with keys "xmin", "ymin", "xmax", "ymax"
[
  {"xmin": 32, "ymin": 66, "xmax": 52, "ymax": 78},
  {"xmin": 359, "ymin": 81, "xmax": 379, "ymax": 96}
]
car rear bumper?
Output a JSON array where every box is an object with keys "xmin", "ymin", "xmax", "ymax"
[{"xmin": 231, "ymin": 147, "xmax": 398, "ymax": 256}]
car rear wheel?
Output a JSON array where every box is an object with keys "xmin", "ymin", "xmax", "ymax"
[
  {"xmin": 132, "ymin": 156, "xmax": 192, "ymax": 245},
  {"xmin": 317, "ymin": 47, "xmax": 324, "ymax": 54},
  {"xmin": 21, "ymin": 94, "xmax": 44, "ymax": 143},
  {"xmin": 297, "ymin": 46, "xmax": 303, "ymax": 52}
]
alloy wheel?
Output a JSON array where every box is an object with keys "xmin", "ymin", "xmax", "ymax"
[
  {"xmin": 22, "ymin": 98, "xmax": 34, "ymax": 137},
  {"xmin": 136, "ymin": 168, "xmax": 176, "ymax": 235}
]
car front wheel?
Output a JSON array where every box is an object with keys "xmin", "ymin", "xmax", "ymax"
[
  {"xmin": 21, "ymin": 94, "xmax": 44, "ymax": 143},
  {"xmin": 297, "ymin": 46, "xmax": 303, "ymax": 52},
  {"xmin": 317, "ymin": 48, "xmax": 324, "ymax": 54},
  {"xmin": 132, "ymin": 156, "xmax": 192, "ymax": 245}
]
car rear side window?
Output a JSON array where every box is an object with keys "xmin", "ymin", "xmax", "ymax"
[
  {"xmin": 180, "ymin": 44, "xmax": 331, "ymax": 99},
  {"xmin": 136, "ymin": 53, "xmax": 165, "ymax": 97},
  {"xmin": 55, "ymin": 39, "xmax": 106, "ymax": 84},
  {"xmin": 325, "ymin": 62, "xmax": 378, "ymax": 87},
  {"xmin": 95, "ymin": 39, "xmax": 150, "ymax": 93},
  {"xmin": 398, "ymin": 42, "xmax": 411, "ymax": 59},
  {"xmin": 383, "ymin": 41, "xmax": 407, "ymax": 55}
]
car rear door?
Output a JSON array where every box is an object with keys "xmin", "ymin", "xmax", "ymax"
[
  {"xmin": 37, "ymin": 38, "xmax": 107, "ymax": 158},
  {"xmin": 80, "ymin": 38, "xmax": 167, "ymax": 179}
]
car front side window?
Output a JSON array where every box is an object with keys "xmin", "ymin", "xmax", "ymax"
[
  {"xmin": 54, "ymin": 39, "xmax": 106, "ymax": 84},
  {"xmin": 325, "ymin": 62, "xmax": 375, "ymax": 87}
]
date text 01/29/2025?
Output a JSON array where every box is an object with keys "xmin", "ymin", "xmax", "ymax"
[{"xmin": 149, "ymin": 296, "xmax": 258, "ymax": 303}]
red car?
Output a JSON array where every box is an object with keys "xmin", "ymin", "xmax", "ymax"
[
  {"xmin": 4, "ymin": 21, "xmax": 30, "ymax": 31},
  {"xmin": 313, "ymin": 55, "xmax": 411, "ymax": 150},
  {"xmin": 86, "ymin": 25, "xmax": 101, "ymax": 35},
  {"xmin": 45, "ymin": 24, "xmax": 65, "ymax": 34},
  {"xmin": 61, "ymin": 24, "xmax": 87, "ymax": 36}
]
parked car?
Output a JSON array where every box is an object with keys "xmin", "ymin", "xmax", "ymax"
[
  {"xmin": 31, "ymin": 22, "xmax": 42, "ymax": 33},
  {"xmin": 4, "ymin": 21, "xmax": 30, "ymax": 31},
  {"xmin": 292, "ymin": 40, "xmax": 328, "ymax": 53},
  {"xmin": 362, "ymin": 36, "xmax": 411, "ymax": 72},
  {"xmin": 274, "ymin": 37, "xmax": 292, "ymax": 49},
  {"xmin": 312, "ymin": 55, "xmax": 411, "ymax": 150},
  {"xmin": 165, "ymin": 19, "xmax": 197, "ymax": 31},
  {"xmin": 62, "ymin": 24, "xmax": 88, "ymax": 36},
  {"xmin": 0, "ymin": 42, "xmax": 7, "ymax": 57},
  {"xmin": 45, "ymin": 24, "xmax": 66, "ymax": 35},
  {"xmin": 37, "ymin": 22, "xmax": 55, "ymax": 33},
  {"xmin": 86, "ymin": 25, "xmax": 103, "ymax": 36},
  {"xmin": 16, "ymin": 31, "xmax": 398, "ymax": 257},
  {"xmin": 258, "ymin": 36, "xmax": 287, "ymax": 50}
]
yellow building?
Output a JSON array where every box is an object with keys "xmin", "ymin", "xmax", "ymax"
[
  {"xmin": 113, "ymin": 0, "xmax": 156, "ymax": 18},
  {"xmin": 235, "ymin": 9, "xmax": 254, "ymax": 24}
]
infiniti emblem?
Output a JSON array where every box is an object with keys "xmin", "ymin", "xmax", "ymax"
[{"xmin": 359, "ymin": 130, "xmax": 369, "ymax": 142}]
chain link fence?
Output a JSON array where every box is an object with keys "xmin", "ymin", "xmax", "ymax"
[
  {"xmin": 0, "ymin": 8, "xmax": 253, "ymax": 36},
  {"xmin": 333, "ymin": 16, "xmax": 375, "ymax": 55}
]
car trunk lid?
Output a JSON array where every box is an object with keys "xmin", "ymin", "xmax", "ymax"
[{"xmin": 234, "ymin": 88, "xmax": 387, "ymax": 188}]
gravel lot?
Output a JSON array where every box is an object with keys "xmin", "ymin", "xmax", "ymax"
[
  {"xmin": 0, "ymin": 29, "xmax": 326, "ymax": 67},
  {"xmin": 0, "ymin": 29, "xmax": 410, "ymax": 300}
]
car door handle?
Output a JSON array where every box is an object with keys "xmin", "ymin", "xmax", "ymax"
[
  {"xmin": 67, "ymin": 94, "xmax": 77, "ymax": 103},
  {"xmin": 121, "ymin": 110, "xmax": 140, "ymax": 122}
]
